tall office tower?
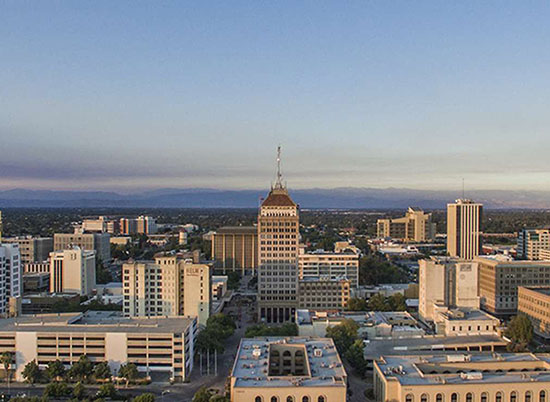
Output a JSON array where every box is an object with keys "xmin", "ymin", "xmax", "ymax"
[
  {"xmin": 257, "ymin": 147, "xmax": 300, "ymax": 323},
  {"xmin": 517, "ymin": 229, "xmax": 550, "ymax": 260},
  {"xmin": 136, "ymin": 216, "xmax": 157, "ymax": 234},
  {"xmin": 447, "ymin": 199, "xmax": 483, "ymax": 259},
  {"xmin": 53, "ymin": 232, "xmax": 110, "ymax": 262},
  {"xmin": 0, "ymin": 243, "xmax": 22, "ymax": 316},
  {"xmin": 119, "ymin": 218, "xmax": 137, "ymax": 235},
  {"xmin": 122, "ymin": 256, "xmax": 211, "ymax": 326},
  {"xmin": 418, "ymin": 257, "xmax": 480, "ymax": 322},
  {"xmin": 211, "ymin": 226, "xmax": 258, "ymax": 274},
  {"xmin": 377, "ymin": 207, "xmax": 436, "ymax": 242},
  {"xmin": 3, "ymin": 236, "xmax": 53, "ymax": 264},
  {"xmin": 49, "ymin": 247, "xmax": 96, "ymax": 296}
]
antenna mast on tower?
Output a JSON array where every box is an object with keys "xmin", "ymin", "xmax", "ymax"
[{"xmin": 274, "ymin": 145, "xmax": 284, "ymax": 189}]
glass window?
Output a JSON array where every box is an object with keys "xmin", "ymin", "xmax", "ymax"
[
  {"xmin": 437, "ymin": 394, "xmax": 444, "ymax": 402},
  {"xmin": 406, "ymin": 395, "xmax": 414, "ymax": 402},
  {"xmin": 422, "ymin": 394, "xmax": 429, "ymax": 402},
  {"xmin": 482, "ymin": 393, "xmax": 488, "ymax": 402},
  {"xmin": 540, "ymin": 391, "xmax": 546, "ymax": 402},
  {"xmin": 526, "ymin": 392, "xmax": 532, "ymax": 402},
  {"xmin": 452, "ymin": 394, "xmax": 459, "ymax": 402},
  {"xmin": 496, "ymin": 393, "xmax": 503, "ymax": 402},
  {"xmin": 511, "ymin": 392, "xmax": 518, "ymax": 402},
  {"xmin": 256, "ymin": 398, "xmax": 263, "ymax": 402},
  {"xmin": 467, "ymin": 393, "xmax": 473, "ymax": 402}
]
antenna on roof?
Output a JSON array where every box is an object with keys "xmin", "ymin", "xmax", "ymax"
[
  {"xmin": 462, "ymin": 178, "xmax": 465, "ymax": 200},
  {"xmin": 274, "ymin": 145, "xmax": 284, "ymax": 190}
]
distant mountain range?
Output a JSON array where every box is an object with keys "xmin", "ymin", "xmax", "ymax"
[{"xmin": 0, "ymin": 188, "xmax": 549, "ymax": 209}]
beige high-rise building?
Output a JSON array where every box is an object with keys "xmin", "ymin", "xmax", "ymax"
[
  {"xmin": 374, "ymin": 353, "xmax": 550, "ymax": 402},
  {"xmin": 377, "ymin": 207, "xmax": 436, "ymax": 242},
  {"xmin": 230, "ymin": 337, "xmax": 347, "ymax": 402},
  {"xmin": 477, "ymin": 257, "xmax": 550, "ymax": 316},
  {"xmin": 517, "ymin": 229, "xmax": 550, "ymax": 260},
  {"xmin": 447, "ymin": 199, "xmax": 483, "ymax": 259},
  {"xmin": 122, "ymin": 256, "xmax": 211, "ymax": 326},
  {"xmin": 299, "ymin": 249, "xmax": 359, "ymax": 288},
  {"xmin": 257, "ymin": 148, "xmax": 300, "ymax": 323},
  {"xmin": 49, "ymin": 247, "xmax": 96, "ymax": 296},
  {"xmin": 211, "ymin": 226, "xmax": 258, "ymax": 274},
  {"xmin": 3, "ymin": 236, "xmax": 53, "ymax": 264},
  {"xmin": 0, "ymin": 243, "xmax": 22, "ymax": 316},
  {"xmin": 54, "ymin": 232, "xmax": 110, "ymax": 262},
  {"xmin": 418, "ymin": 257, "xmax": 480, "ymax": 323}
]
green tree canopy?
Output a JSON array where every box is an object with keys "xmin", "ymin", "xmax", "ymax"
[
  {"xmin": 118, "ymin": 363, "xmax": 139, "ymax": 387},
  {"xmin": 67, "ymin": 355, "xmax": 93, "ymax": 381},
  {"xmin": 133, "ymin": 393, "xmax": 156, "ymax": 402},
  {"xmin": 22, "ymin": 360, "xmax": 41, "ymax": 384},
  {"xmin": 93, "ymin": 361, "xmax": 112, "ymax": 380},
  {"xmin": 506, "ymin": 314, "xmax": 534, "ymax": 351},
  {"xmin": 326, "ymin": 319, "xmax": 359, "ymax": 353},
  {"xmin": 346, "ymin": 297, "xmax": 368, "ymax": 311},
  {"xmin": 192, "ymin": 387, "xmax": 213, "ymax": 402},
  {"xmin": 46, "ymin": 360, "xmax": 66, "ymax": 381}
]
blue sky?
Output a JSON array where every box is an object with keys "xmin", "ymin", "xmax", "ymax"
[{"xmin": 2, "ymin": 1, "xmax": 550, "ymax": 192}]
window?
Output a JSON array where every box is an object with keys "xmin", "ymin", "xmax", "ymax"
[
  {"xmin": 256, "ymin": 398, "xmax": 263, "ymax": 402},
  {"xmin": 302, "ymin": 397, "xmax": 310, "ymax": 402},
  {"xmin": 467, "ymin": 393, "xmax": 473, "ymax": 402},
  {"xmin": 481, "ymin": 393, "xmax": 488, "ymax": 402},
  {"xmin": 540, "ymin": 391, "xmax": 546, "ymax": 402},
  {"xmin": 437, "ymin": 394, "xmax": 444, "ymax": 402},
  {"xmin": 287, "ymin": 397, "xmax": 294, "ymax": 402},
  {"xmin": 511, "ymin": 392, "xmax": 518, "ymax": 402},
  {"xmin": 422, "ymin": 394, "xmax": 429, "ymax": 402},
  {"xmin": 496, "ymin": 393, "xmax": 503, "ymax": 402},
  {"xmin": 406, "ymin": 395, "xmax": 414, "ymax": 402},
  {"xmin": 526, "ymin": 392, "xmax": 532, "ymax": 402},
  {"xmin": 318, "ymin": 397, "xmax": 326, "ymax": 402},
  {"xmin": 271, "ymin": 397, "xmax": 279, "ymax": 402},
  {"xmin": 452, "ymin": 394, "xmax": 459, "ymax": 402}
]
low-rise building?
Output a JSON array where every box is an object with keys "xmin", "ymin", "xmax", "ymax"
[
  {"xmin": 433, "ymin": 308, "xmax": 500, "ymax": 336},
  {"xmin": 0, "ymin": 311, "xmax": 197, "ymax": 383},
  {"xmin": 212, "ymin": 275, "xmax": 228, "ymax": 301},
  {"xmin": 110, "ymin": 236, "xmax": 131, "ymax": 246},
  {"xmin": 23, "ymin": 272, "xmax": 50, "ymax": 292},
  {"xmin": 374, "ymin": 353, "xmax": 550, "ymax": 402},
  {"xmin": 230, "ymin": 337, "xmax": 347, "ymax": 402},
  {"xmin": 518, "ymin": 286, "xmax": 550, "ymax": 339},
  {"xmin": 353, "ymin": 283, "xmax": 419, "ymax": 302},
  {"xmin": 299, "ymin": 249, "xmax": 359, "ymax": 288},
  {"xmin": 20, "ymin": 292, "xmax": 81, "ymax": 314},
  {"xmin": 298, "ymin": 277, "xmax": 351, "ymax": 312}
]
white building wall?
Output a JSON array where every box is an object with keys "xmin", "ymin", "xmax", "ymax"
[
  {"xmin": 105, "ymin": 332, "xmax": 128, "ymax": 374},
  {"xmin": 15, "ymin": 332, "xmax": 37, "ymax": 381}
]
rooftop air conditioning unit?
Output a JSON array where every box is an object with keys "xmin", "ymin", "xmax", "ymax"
[{"xmin": 314, "ymin": 349, "xmax": 323, "ymax": 357}]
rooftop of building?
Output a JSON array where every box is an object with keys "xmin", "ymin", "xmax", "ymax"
[
  {"xmin": 376, "ymin": 353, "xmax": 550, "ymax": 386},
  {"xmin": 216, "ymin": 226, "xmax": 258, "ymax": 234},
  {"xmin": 296, "ymin": 309, "xmax": 418, "ymax": 327},
  {"xmin": 301, "ymin": 249, "xmax": 359, "ymax": 257},
  {"xmin": 298, "ymin": 276, "xmax": 351, "ymax": 283},
  {"xmin": 519, "ymin": 286, "xmax": 550, "ymax": 297},
  {"xmin": 231, "ymin": 337, "xmax": 346, "ymax": 388},
  {"xmin": 475, "ymin": 257, "xmax": 550, "ymax": 267},
  {"xmin": 438, "ymin": 308, "xmax": 499, "ymax": 322},
  {"xmin": 261, "ymin": 188, "xmax": 296, "ymax": 207},
  {"xmin": 0, "ymin": 311, "xmax": 196, "ymax": 334}
]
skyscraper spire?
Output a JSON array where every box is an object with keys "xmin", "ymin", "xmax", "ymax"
[{"xmin": 274, "ymin": 145, "xmax": 284, "ymax": 189}]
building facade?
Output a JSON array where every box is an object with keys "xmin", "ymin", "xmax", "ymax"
[
  {"xmin": 257, "ymin": 157, "xmax": 300, "ymax": 323},
  {"xmin": 447, "ymin": 199, "xmax": 483, "ymax": 259},
  {"xmin": 517, "ymin": 229, "xmax": 550, "ymax": 260},
  {"xmin": 298, "ymin": 250, "xmax": 359, "ymax": 288},
  {"xmin": 297, "ymin": 277, "xmax": 351, "ymax": 311},
  {"xmin": 122, "ymin": 256, "xmax": 211, "ymax": 326},
  {"xmin": 3, "ymin": 236, "xmax": 53, "ymax": 264},
  {"xmin": 518, "ymin": 286, "xmax": 550, "ymax": 338},
  {"xmin": 477, "ymin": 257, "xmax": 550, "ymax": 316},
  {"xmin": 211, "ymin": 226, "xmax": 258, "ymax": 274},
  {"xmin": 418, "ymin": 257, "xmax": 480, "ymax": 323},
  {"xmin": 0, "ymin": 311, "xmax": 196, "ymax": 383},
  {"xmin": 377, "ymin": 207, "xmax": 436, "ymax": 242},
  {"xmin": 0, "ymin": 243, "xmax": 22, "ymax": 316},
  {"xmin": 230, "ymin": 337, "xmax": 347, "ymax": 402},
  {"xmin": 49, "ymin": 247, "xmax": 96, "ymax": 296},
  {"xmin": 54, "ymin": 232, "xmax": 110, "ymax": 263}
]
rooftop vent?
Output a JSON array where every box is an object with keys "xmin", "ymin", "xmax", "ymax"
[{"xmin": 314, "ymin": 349, "xmax": 323, "ymax": 357}]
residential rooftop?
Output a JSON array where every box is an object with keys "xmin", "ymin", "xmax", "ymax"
[
  {"xmin": 0, "ymin": 311, "xmax": 196, "ymax": 334},
  {"xmin": 376, "ymin": 353, "xmax": 550, "ymax": 386},
  {"xmin": 231, "ymin": 337, "xmax": 347, "ymax": 388}
]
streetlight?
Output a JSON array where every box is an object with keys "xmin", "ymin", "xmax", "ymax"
[{"xmin": 161, "ymin": 390, "xmax": 170, "ymax": 401}]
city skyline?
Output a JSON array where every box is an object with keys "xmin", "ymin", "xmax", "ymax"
[{"xmin": 3, "ymin": 2, "xmax": 550, "ymax": 192}]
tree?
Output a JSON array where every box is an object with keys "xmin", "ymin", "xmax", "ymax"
[
  {"xmin": 46, "ymin": 360, "xmax": 66, "ymax": 381},
  {"xmin": 387, "ymin": 293, "xmax": 407, "ymax": 311},
  {"xmin": 506, "ymin": 314, "xmax": 534, "ymax": 351},
  {"xmin": 96, "ymin": 260, "xmax": 113, "ymax": 284},
  {"xmin": 209, "ymin": 395, "xmax": 230, "ymax": 402},
  {"xmin": 96, "ymin": 383, "xmax": 118, "ymax": 399},
  {"xmin": 245, "ymin": 323, "xmax": 298, "ymax": 337},
  {"xmin": 73, "ymin": 382, "xmax": 86, "ymax": 399},
  {"xmin": 93, "ymin": 362, "xmax": 112, "ymax": 380},
  {"xmin": 133, "ymin": 393, "xmax": 156, "ymax": 402},
  {"xmin": 367, "ymin": 294, "xmax": 388, "ymax": 311},
  {"xmin": 206, "ymin": 313, "xmax": 236, "ymax": 338},
  {"xmin": 326, "ymin": 319, "xmax": 359, "ymax": 353},
  {"xmin": 68, "ymin": 355, "xmax": 93, "ymax": 382},
  {"xmin": 192, "ymin": 387, "xmax": 213, "ymax": 402},
  {"xmin": 227, "ymin": 272, "xmax": 241, "ymax": 290},
  {"xmin": 22, "ymin": 360, "xmax": 41, "ymax": 384},
  {"xmin": 1, "ymin": 351, "xmax": 12, "ymax": 384},
  {"xmin": 43, "ymin": 382, "xmax": 71, "ymax": 398},
  {"xmin": 346, "ymin": 297, "xmax": 368, "ymax": 311},
  {"xmin": 345, "ymin": 339, "xmax": 367, "ymax": 377},
  {"xmin": 118, "ymin": 363, "xmax": 139, "ymax": 387}
]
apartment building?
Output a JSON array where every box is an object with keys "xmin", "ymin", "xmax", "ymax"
[
  {"xmin": 49, "ymin": 247, "xmax": 96, "ymax": 296},
  {"xmin": 211, "ymin": 226, "xmax": 258, "ymax": 274},
  {"xmin": 0, "ymin": 311, "xmax": 196, "ymax": 383},
  {"xmin": 477, "ymin": 257, "xmax": 550, "ymax": 316},
  {"xmin": 517, "ymin": 229, "xmax": 550, "ymax": 260},
  {"xmin": 120, "ymin": 216, "xmax": 157, "ymax": 235},
  {"xmin": 299, "ymin": 249, "xmax": 359, "ymax": 288},
  {"xmin": 0, "ymin": 243, "xmax": 22, "ymax": 316},
  {"xmin": 298, "ymin": 277, "xmax": 351, "ymax": 312},
  {"xmin": 122, "ymin": 256, "xmax": 211, "ymax": 326},
  {"xmin": 3, "ymin": 236, "xmax": 53, "ymax": 264},
  {"xmin": 447, "ymin": 199, "xmax": 483, "ymax": 259},
  {"xmin": 418, "ymin": 257, "xmax": 480, "ymax": 322},
  {"xmin": 54, "ymin": 232, "xmax": 110, "ymax": 262},
  {"xmin": 230, "ymin": 337, "xmax": 347, "ymax": 402},
  {"xmin": 257, "ymin": 150, "xmax": 300, "ymax": 324},
  {"xmin": 377, "ymin": 207, "xmax": 436, "ymax": 242},
  {"xmin": 374, "ymin": 353, "xmax": 550, "ymax": 402},
  {"xmin": 518, "ymin": 286, "xmax": 550, "ymax": 339}
]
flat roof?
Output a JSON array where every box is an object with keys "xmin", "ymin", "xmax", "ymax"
[
  {"xmin": 231, "ymin": 337, "xmax": 346, "ymax": 388},
  {"xmin": 376, "ymin": 353, "xmax": 550, "ymax": 386},
  {"xmin": 0, "ymin": 311, "xmax": 195, "ymax": 334},
  {"xmin": 440, "ymin": 308, "xmax": 499, "ymax": 322},
  {"xmin": 216, "ymin": 226, "xmax": 257, "ymax": 234},
  {"xmin": 520, "ymin": 286, "xmax": 550, "ymax": 296}
]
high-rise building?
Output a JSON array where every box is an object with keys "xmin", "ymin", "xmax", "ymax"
[
  {"xmin": 122, "ymin": 256, "xmax": 212, "ymax": 326},
  {"xmin": 49, "ymin": 247, "xmax": 96, "ymax": 296},
  {"xmin": 418, "ymin": 257, "xmax": 480, "ymax": 322},
  {"xmin": 3, "ymin": 236, "xmax": 53, "ymax": 264},
  {"xmin": 211, "ymin": 226, "xmax": 258, "ymax": 274},
  {"xmin": 119, "ymin": 216, "xmax": 157, "ymax": 235},
  {"xmin": 447, "ymin": 199, "xmax": 483, "ymax": 259},
  {"xmin": 377, "ymin": 207, "xmax": 436, "ymax": 242},
  {"xmin": 257, "ymin": 147, "xmax": 300, "ymax": 323},
  {"xmin": 0, "ymin": 243, "xmax": 22, "ymax": 316},
  {"xmin": 517, "ymin": 229, "xmax": 550, "ymax": 260},
  {"xmin": 298, "ymin": 277, "xmax": 351, "ymax": 311},
  {"xmin": 298, "ymin": 249, "xmax": 359, "ymax": 288},
  {"xmin": 53, "ymin": 232, "xmax": 110, "ymax": 262},
  {"xmin": 477, "ymin": 257, "xmax": 550, "ymax": 316}
]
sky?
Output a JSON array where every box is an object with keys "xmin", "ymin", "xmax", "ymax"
[{"xmin": 2, "ymin": 1, "xmax": 550, "ymax": 193}]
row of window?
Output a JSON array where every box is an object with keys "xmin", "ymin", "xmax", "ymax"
[
  {"xmin": 255, "ymin": 396, "xmax": 327, "ymax": 402},
  {"xmin": 406, "ymin": 390, "xmax": 547, "ymax": 402}
]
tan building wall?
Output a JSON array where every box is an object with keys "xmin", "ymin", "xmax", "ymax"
[
  {"xmin": 54, "ymin": 232, "xmax": 110, "ymax": 262},
  {"xmin": 518, "ymin": 286, "xmax": 550, "ymax": 338},
  {"xmin": 299, "ymin": 251, "xmax": 359, "ymax": 288},
  {"xmin": 211, "ymin": 226, "xmax": 258, "ymax": 274},
  {"xmin": 447, "ymin": 199, "xmax": 483, "ymax": 259},
  {"xmin": 377, "ymin": 207, "xmax": 436, "ymax": 242},
  {"xmin": 298, "ymin": 278, "xmax": 351, "ymax": 312},
  {"xmin": 3, "ymin": 236, "xmax": 53, "ymax": 264},
  {"xmin": 49, "ymin": 247, "xmax": 96, "ymax": 296},
  {"xmin": 517, "ymin": 229, "xmax": 550, "ymax": 260}
]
